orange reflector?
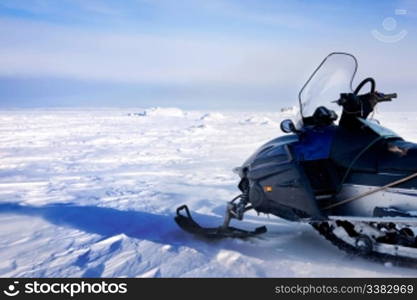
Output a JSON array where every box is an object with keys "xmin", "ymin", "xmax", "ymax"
[{"xmin": 263, "ymin": 185, "xmax": 273, "ymax": 192}]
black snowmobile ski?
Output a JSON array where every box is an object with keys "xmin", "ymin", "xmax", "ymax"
[{"xmin": 175, "ymin": 205, "xmax": 266, "ymax": 239}]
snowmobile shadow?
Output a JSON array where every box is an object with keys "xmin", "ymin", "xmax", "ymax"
[
  {"xmin": 0, "ymin": 202, "xmax": 309, "ymax": 245},
  {"xmin": 0, "ymin": 202, "xmax": 230, "ymax": 246},
  {"xmin": 0, "ymin": 202, "xmax": 183, "ymax": 244},
  {"xmin": 0, "ymin": 202, "xmax": 405, "ymax": 273}
]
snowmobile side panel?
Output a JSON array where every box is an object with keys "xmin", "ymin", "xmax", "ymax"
[
  {"xmin": 345, "ymin": 172, "xmax": 417, "ymax": 188},
  {"xmin": 331, "ymin": 184, "xmax": 417, "ymax": 217},
  {"xmin": 257, "ymin": 162, "xmax": 324, "ymax": 220},
  {"xmin": 300, "ymin": 159, "xmax": 340, "ymax": 196},
  {"xmin": 244, "ymin": 138, "xmax": 324, "ymax": 220}
]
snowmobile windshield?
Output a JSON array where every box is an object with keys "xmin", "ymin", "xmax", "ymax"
[{"xmin": 297, "ymin": 52, "xmax": 358, "ymax": 127}]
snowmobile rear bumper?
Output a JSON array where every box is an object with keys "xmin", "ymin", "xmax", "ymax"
[{"xmin": 175, "ymin": 205, "xmax": 267, "ymax": 239}]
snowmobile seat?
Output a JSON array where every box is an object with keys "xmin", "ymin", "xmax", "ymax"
[
  {"xmin": 330, "ymin": 126, "xmax": 379, "ymax": 173},
  {"xmin": 378, "ymin": 139, "xmax": 417, "ymax": 172}
]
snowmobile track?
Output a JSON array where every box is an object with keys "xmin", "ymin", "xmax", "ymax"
[{"xmin": 311, "ymin": 222, "xmax": 417, "ymax": 268}]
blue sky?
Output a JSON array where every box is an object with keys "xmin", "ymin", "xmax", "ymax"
[{"xmin": 1, "ymin": 0, "xmax": 417, "ymax": 110}]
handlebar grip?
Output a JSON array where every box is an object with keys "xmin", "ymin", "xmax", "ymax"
[{"xmin": 378, "ymin": 93, "xmax": 397, "ymax": 102}]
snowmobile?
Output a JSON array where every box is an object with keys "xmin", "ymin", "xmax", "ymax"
[{"xmin": 175, "ymin": 52, "xmax": 417, "ymax": 265}]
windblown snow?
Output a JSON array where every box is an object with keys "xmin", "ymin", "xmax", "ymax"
[{"xmin": 0, "ymin": 107, "xmax": 416, "ymax": 277}]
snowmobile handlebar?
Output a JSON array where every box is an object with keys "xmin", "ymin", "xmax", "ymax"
[
  {"xmin": 335, "ymin": 90, "xmax": 396, "ymax": 121},
  {"xmin": 375, "ymin": 92, "xmax": 397, "ymax": 102},
  {"xmin": 335, "ymin": 91, "xmax": 397, "ymax": 107},
  {"xmin": 337, "ymin": 77, "xmax": 397, "ymax": 108},
  {"xmin": 354, "ymin": 77, "xmax": 376, "ymax": 95}
]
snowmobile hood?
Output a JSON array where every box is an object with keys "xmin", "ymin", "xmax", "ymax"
[{"xmin": 234, "ymin": 134, "xmax": 298, "ymax": 178}]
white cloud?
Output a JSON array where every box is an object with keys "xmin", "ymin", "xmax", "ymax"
[
  {"xmin": 0, "ymin": 14, "xmax": 416, "ymax": 99},
  {"xmin": 0, "ymin": 17, "xmax": 318, "ymax": 87}
]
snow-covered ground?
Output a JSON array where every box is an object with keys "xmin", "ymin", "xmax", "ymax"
[{"xmin": 0, "ymin": 107, "xmax": 416, "ymax": 277}]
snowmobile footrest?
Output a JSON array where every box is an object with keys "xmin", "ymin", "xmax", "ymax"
[{"xmin": 174, "ymin": 205, "xmax": 267, "ymax": 239}]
